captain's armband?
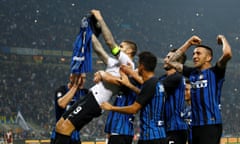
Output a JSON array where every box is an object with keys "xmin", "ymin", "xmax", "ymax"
[{"xmin": 111, "ymin": 46, "xmax": 120, "ymax": 56}]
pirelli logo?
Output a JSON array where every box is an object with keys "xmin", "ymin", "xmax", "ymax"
[{"xmin": 191, "ymin": 80, "xmax": 208, "ymax": 89}]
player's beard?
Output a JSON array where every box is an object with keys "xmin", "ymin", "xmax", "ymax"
[{"xmin": 164, "ymin": 65, "xmax": 173, "ymax": 71}]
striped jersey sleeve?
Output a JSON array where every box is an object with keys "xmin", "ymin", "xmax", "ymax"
[{"xmin": 137, "ymin": 77, "xmax": 166, "ymax": 140}]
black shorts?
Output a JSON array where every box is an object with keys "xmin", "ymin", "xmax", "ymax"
[
  {"xmin": 108, "ymin": 135, "xmax": 133, "ymax": 144},
  {"xmin": 62, "ymin": 91, "xmax": 102, "ymax": 131},
  {"xmin": 192, "ymin": 124, "xmax": 222, "ymax": 144},
  {"xmin": 137, "ymin": 138, "xmax": 166, "ymax": 144},
  {"xmin": 166, "ymin": 130, "xmax": 188, "ymax": 144}
]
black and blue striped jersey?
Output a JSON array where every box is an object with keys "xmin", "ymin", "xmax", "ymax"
[
  {"xmin": 51, "ymin": 85, "xmax": 88, "ymax": 143},
  {"xmin": 136, "ymin": 77, "xmax": 166, "ymax": 141},
  {"xmin": 104, "ymin": 78, "xmax": 140, "ymax": 136},
  {"xmin": 160, "ymin": 72, "xmax": 188, "ymax": 131},
  {"xmin": 104, "ymin": 91, "xmax": 137, "ymax": 136},
  {"xmin": 183, "ymin": 64, "xmax": 225, "ymax": 126}
]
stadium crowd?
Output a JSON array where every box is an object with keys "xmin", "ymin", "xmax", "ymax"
[
  {"xmin": 0, "ymin": 54, "xmax": 109, "ymax": 140},
  {"xmin": 0, "ymin": 53, "xmax": 239, "ymax": 140},
  {"xmin": 1, "ymin": 0, "xmax": 240, "ymax": 61}
]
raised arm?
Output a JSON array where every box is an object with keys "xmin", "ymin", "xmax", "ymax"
[
  {"xmin": 101, "ymin": 101, "xmax": 142, "ymax": 114},
  {"xmin": 58, "ymin": 76, "xmax": 82, "ymax": 108},
  {"xmin": 167, "ymin": 35, "xmax": 202, "ymax": 72},
  {"xmin": 91, "ymin": 34, "xmax": 109, "ymax": 64},
  {"xmin": 93, "ymin": 70, "xmax": 141, "ymax": 94},
  {"xmin": 91, "ymin": 9, "xmax": 118, "ymax": 50},
  {"xmin": 169, "ymin": 35, "xmax": 202, "ymax": 62},
  {"xmin": 216, "ymin": 35, "xmax": 232, "ymax": 68},
  {"xmin": 58, "ymin": 86, "xmax": 78, "ymax": 108},
  {"xmin": 93, "ymin": 70, "xmax": 122, "ymax": 86}
]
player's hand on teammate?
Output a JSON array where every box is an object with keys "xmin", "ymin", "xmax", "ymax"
[
  {"xmin": 117, "ymin": 70, "xmax": 131, "ymax": 87},
  {"xmin": 120, "ymin": 63, "xmax": 134, "ymax": 76},
  {"xmin": 100, "ymin": 102, "xmax": 113, "ymax": 111},
  {"xmin": 93, "ymin": 70, "xmax": 104, "ymax": 83}
]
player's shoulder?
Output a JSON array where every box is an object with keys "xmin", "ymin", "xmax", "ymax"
[
  {"xmin": 55, "ymin": 85, "xmax": 68, "ymax": 98},
  {"xmin": 80, "ymin": 88, "xmax": 89, "ymax": 94},
  {"xmin": 56, "ymin": 85, "xmax": 67, "ymax": 91}
]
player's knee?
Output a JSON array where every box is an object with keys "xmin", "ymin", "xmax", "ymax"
[
  {"xmin": 55, "ymin": 119, "xmax": 75, "ymax": 136},
  {"xmin": 55, "ymin": 118, "xmax": 64, "ymax": 129},
  {"xmin": 55, "ymin": 118, "xmax": 66, "ymax": 133}
]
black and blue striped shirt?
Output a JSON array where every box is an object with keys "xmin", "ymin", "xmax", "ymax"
[
  {"xmin": 136, "ymin": 77, "xmax": 166, "ymax": 141},
  {"xmin": 183, "ymin": 64, "xmax": 225, "ymax": 126},
  {"xmin": 104, "ymin": 83, "xmax": 138, "ymax": 136},
  {"xmin": 160, "ymin": 72, "xmax": 188, "ymax": 131},
  {"xmin": 51, "ymin": 85, "xmax": 88, "ymax": 142}
]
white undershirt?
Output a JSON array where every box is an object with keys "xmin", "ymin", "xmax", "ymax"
[{"xmin": 90, "ymin": 52, "xmax": 134, "ymax": 105}]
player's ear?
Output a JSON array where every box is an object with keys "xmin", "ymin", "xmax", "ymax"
[{"xmin": 206, "ymin": 55, "xmax": 212, "ymax": 62}]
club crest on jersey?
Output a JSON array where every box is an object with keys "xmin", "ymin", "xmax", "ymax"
[
  {"xmin": 199, "ymin": 74, "xmax": 204, "ymax": 80},
  {"xmin": 57, "ymin": 92, "xmax": 63, "ymax": 98}
]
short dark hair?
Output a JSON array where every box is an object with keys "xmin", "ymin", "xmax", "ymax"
[
  {"xmin": 123, "ymin": 40, "xmax": 138, "ymax": 57},
  {"xmin": 195, "ymin": 44, "xmax": 213, "ymax": 57},
  {"xmin": 170, "ymin": 48, "xmax": 187, "ymax": 64},
  {"xmin": 138, "ymin": 51, "xmax": 157, "ymax": 72}
]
